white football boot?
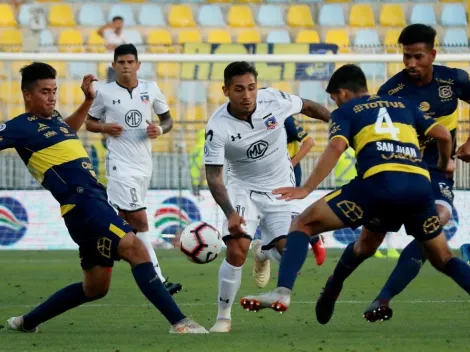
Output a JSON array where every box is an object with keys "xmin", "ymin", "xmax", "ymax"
[
  {"xmin": 252, "ymin": 240, "xmax": 270, "ymax": 288},
  {"xmin": 7, "ymin": 316, "xmax": 39, "ymax": 333},
  {"xmin": 240, "ymin": 287, "xmax": 292, "ymax": 313},
  {"xmin": 169, "ymin": 318, "xmax": 208, "ymax": 334},
  {"xmin": 209, "ymin": 319, "xmax": 232, "ymax": 333}
]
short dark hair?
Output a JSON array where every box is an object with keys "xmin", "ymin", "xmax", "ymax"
[
  {"xmin": 224, "ymin": 61, "xmax": 258, "ymax": 86},
  {"xmin": 398, "ymin": 24, "xmax": 436, "ymax": 49},
  {"xmin": 112, "ymin": 16, "xmax": 123, "ymax": 22},
  {"xmin": 114, "ymin": 43, "xmax": 138, "ymax": 62},
  {"xmin": 326, "ymin": 64, "xmax": 368, "ymax": 94},
  {"xmin": 20, "ymin": 62, "xmax": 57, "ymax": 91}
]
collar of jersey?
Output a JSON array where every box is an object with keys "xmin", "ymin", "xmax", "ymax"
[
  {"xmin": 115, "ymin": 80, "xmax": 139, "ymax": 98},
  {"xmin": 226, "ymin": 103, "xmax": 257, "ymax": 128}
]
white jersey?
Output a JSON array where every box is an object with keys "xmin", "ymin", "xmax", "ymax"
[
  {"xmin": 88, "ymin": 80, "xmax": 169, "ymax": 177},
  {"xmin": 204, "ymin": 88, "xmax": 303, "ymax": 192}
]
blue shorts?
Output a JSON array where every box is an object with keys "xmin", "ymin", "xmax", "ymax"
[
  {"xmin": 64, "ymin": 195, "xmax": 133, "ymax": 270},
  {"xmin": 430, "ymin": 171, "xmax": 454, "ymax": 214},
  {"xmin": 325, "ymin": 172, "xmax": 442, "ymax": 241},
  {"xmin": 294, "ymin": 165, "xmax": 302, "ymax": 187}
]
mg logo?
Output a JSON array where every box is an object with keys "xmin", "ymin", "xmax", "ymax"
[
  {"xmin": 125, "ymin": 110, "xmax": 143, "ymax": 127},
  {"xmin": 247, "ymin": 140, "xmax": 268, "ymax": 159}
]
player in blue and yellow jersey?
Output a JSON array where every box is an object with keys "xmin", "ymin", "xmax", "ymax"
[
  {"xmin": 364, "ymin": 24, "xmax": 470, "ymax": 321},
  {"xmin": 3, "ymin": 62, "xmax": 207, "ymax": 334},
  {"xmin": 284, "ymin": 116, "xmax": 326, "ymax": 265},
  {"xmin": 240, "ymin": 64, "xmax": 470, "ymax": 323}
]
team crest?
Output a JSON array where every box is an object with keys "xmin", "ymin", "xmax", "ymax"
[
  {"xmin": 264, "ymin": 116, "xmax": 278, "ymax": 130},
  {"xmin": 439, "ymin": 85, "xmax": 453, "ymax": 99},
  {"xmin": 419, "ymin": 101, "xmax": 430, "ymax": 112},
  {"xmin": 141, "ymin": 94, "xmax": 150, "ymax": 104}
]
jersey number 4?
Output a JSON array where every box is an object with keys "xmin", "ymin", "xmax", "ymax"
[{"xmin": 375, "ymin": 107, "xmax": 400, "ymax": 141}]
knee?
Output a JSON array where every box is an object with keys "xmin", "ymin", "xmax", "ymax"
[
  {"xmin": 226, "ymin": 242, "xmax": 249, "ymax": 267},
  {"xmin": 429, "ymin": 250, "xmax": 454, "ymax": 272},
  {"xmin": 83, "ymin": 282, "xmax": 110, "ymax": 300},
  {"xmin": 354, "ymin": 239, "xmax": 379, "ymax": 258},
  {"xmin": 290, "ymin": 215, "xmax": 314, "ymax": 236},
  {"xmin": 118, "ymin": 234, "xmax": 150, "ymax": 264}
]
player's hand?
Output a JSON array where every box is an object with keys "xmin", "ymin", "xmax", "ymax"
[
  {"xmin": 146, "ymin": 120, "xmax": 161, "ymax": 139},
  {"xmin": 456, "ymin": 141, "xmax": 470, "ymax": 163},
  {"xmin": 103, "ymin": 123, "xmax": 123, "ymax": 137},
  {"xmin": 81, "ymin": 74, "xmax": 98, "ymax": 101},
  {"xmin": 273, "ymin": 186, "xmax": 311, "ymax": 201},
  {"xmin": 227, "ymin": 212, "xmax": 247, "ymax": 238}
]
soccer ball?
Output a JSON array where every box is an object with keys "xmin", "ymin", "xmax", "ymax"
[{"xmin": 180, "ymin": 222, "xmax": 222, "ymax": 264}]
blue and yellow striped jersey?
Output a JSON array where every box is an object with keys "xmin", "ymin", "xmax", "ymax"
[
  {"xmin": 378, "ymin": 65, "xmax": 470, "ymax": 173},
  {"xmin": 0, "ymin": 111, "xmax": 107, "ymax": 213},
  {"xmin": 284, "ymin": 116, "xmax": 309, "ymax": 159},
  {"xmin": 329, "ymin": 95, "xmax": 438, "ymax": 180}
]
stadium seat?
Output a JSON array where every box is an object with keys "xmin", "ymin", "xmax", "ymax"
[
  {"xmin": 257, "ymin": 5, "xmax": 285, "ymax": 27},
  {"xmin": 108, "ymin": 5, "xmax": 136, "ymax": 26},
  {"xmin": 124, "ymin": 29, "xmax": 144, "ymax": 45},
  {"xmin": 87, "ymin": 31, "xmax": 106, "ymax": 53},
  {"xmin": 349, "ymin": 4, "xmax": 374, "ymax": 27},
  {"xmin": 444, "ymin": 29, "xmax": 468, "ymax": 49},
  {"xmin": 325, "ymin": 29, "xmax": 350, "ymax": 53},
  {"xmin": 0, "ymin": 4, "xmax": 17, "ymax": 27},
  {"xmin": 266, "ymin": 30, "xmax": 291, "ymax": 44},
  {"xmin": 49, "ymin": 4, "xmax": 76, "ymax": 27},
  {"xmin": 238, "ymin": 0, "xmax": 263, "ymax": 3},
  {"xmin": 410, "ymin": 5, "xmax": 437, "ymax": 25},
  {"xmin": 319, "ymin": 4, "xmax": 345, "ymax": 26},
  {"xmin": 295, "ymin": 30, "xmax": 320, "ymax": 44},
  {"xmin": 147, "ymin": 29, "xmax": 173, "ymax": 53},
  {"xmin": 207, "ymin": 0, "xmax": 231, "ymax": 3},
  {"xmin": 183, "ymin": 0, "xmax": 205, "ymax": 3},
  {"xmin": 198, "ymin": 5, "xmax": 225, "ymax": 27},
  {"xmin": 58, "ymin": 30, "xmax": 84, "ymax": 53},
  {"xmin": 78, "ymin": 4, "xmax": 105, "ymax": 26},
  {"xmin": 138, "ymin": 5, "xmax": 165, "ymax": 26},
  {"xmin": 236, "ymin": 29, "xmax": 261, "ymax": 43},
  {"xmin": 138, "ymin": 63, "xmax": 155, "ymax": 79},
  {"xmin": 287, "ymin": 5, "xmax": 314, "ymax": 27},
  {"xmin": 18, "ymin": 4, "xmax": 33, "ymax": 27},
  {"xmin": 207, "ymin": 29, "xmax": 232, "ymax": 44},
  {"xmin": 266, "ymin": 0, "xmax": 291, "ymax": 2},
  {"xmin": 179, "ymin": 81, "xmax": 207, "ymax": 104},
  {"xmin": 39, "ymin": 30, "xmax": 55, "ymax": 47},
  {"xmin": 168, "ymin": 5, "xmax": 196, "ymax": 27},
  {"xmin": 208, "ymin": 82, "xmax": 226, "ymax": 104},
  {"xmin": 7, "ymin": 106, "xmax": 25, "ymax": 120},
  {"xmin": 156, "ymin": 62, "xmax": 180, "ymax": 79},
  {"xmin": 299, "ymin": 81, "xmax": 328, "ymax": 104},
  {"xmin": 354, "ymin": 30, "xmax": 380, "ymax": 49},
  {"xmin": 379, "ymin": 4, "xmax": 405, "ymax": 27},
  {"xmin": 185, "ymin": 106, "xmax": 207, "ymax": 122},
  {"xmin": 384, "ymin": 29, "xmax": 400, "ymax": 53},
  {"xmin": 271, "ymin": 81, "xmax": 293, "ymax": 93},
  {"xmin": 178, "ymin": 30, "xmax": 202, "ymax": 44},
  {"xmin": 0, "ymin": 29, "xmax": 23, "ymax": 52},
  {"xmin": 98, "ymin": 63, "xmax": 108, "ymax": 79},
  {"xmin": 387, "ymin": 63, "xmax": 402, "ymax": 77},
  {"xmin": 0, "ymin": 82, "xmax": 23, "ymax": 104},
  {"xmin": 70, "ymin": 62, "xmax": 98, "ymax": 79},
  {"xmin": 441, "ymin": 4, "xmax": 467, "ymax": 26},
  {"xmin": 59, "ymin": 82, "xmax": 85, "ymax": 105},
  {"xmin": 228, "ymin": 5, "xmax": 255, "ymax": 27},
  {"xmin": 47, "ymin": 62, "xmax": 67, "ymax": 78},
  {"xmin": 297, "ymin": 0, "xmax": 322, "ymax": 2},
  {"xmin": 361, "ymin": 63, "xmax": 386, "ymax": 79},
  {"xmin": 446, "ymin": 62, "xmax": 469, "ymax": 71},
  {"xmin": 155, "ymin": 81, "xmax": 176, "ymax": 105}
]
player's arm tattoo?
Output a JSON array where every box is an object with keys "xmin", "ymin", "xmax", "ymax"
[
  {"xmin": 157, "ymin": 111, "xmax": 173, "ymax": 134},
  {"xmin": 300, "ymin": 98, "xmax": 331, "ymax": 122},
  {"xmin": 206, "ymin": 165, "xmax": 235, "ymax": 218}
]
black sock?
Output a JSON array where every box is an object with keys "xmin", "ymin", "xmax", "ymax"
[
  {"xmin": 277, "ymin": 231, "xmax": 311, "ymax": 290},
  {"xmin": 442, "ymin": 257, "xmax": 470, "ymax": 294},
  {"xmin": 332, "ymin": 242, "xmax": 367, "ymax": 284}
]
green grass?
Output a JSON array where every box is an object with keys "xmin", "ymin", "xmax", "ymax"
[{"xmin": 0, "ymin": 249, "xmax": 468, "ymax": 352}]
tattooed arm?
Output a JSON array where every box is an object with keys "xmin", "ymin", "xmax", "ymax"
[
  {"xmin": 300, "ymin": 98, "xmax": 331, "ymax": 122},
  {"xmin": 205, "ymin": 165, "xmax": 235, "ymax": 218}
]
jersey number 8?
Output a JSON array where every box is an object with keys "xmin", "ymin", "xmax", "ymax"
[{"xmin": 375, "ymin": 107, "xmax": 400, "ymax": 141}]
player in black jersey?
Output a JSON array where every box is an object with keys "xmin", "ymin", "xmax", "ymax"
[
  {"xmin": 239, "ymin": 65, "xmax": 470, "ymax": 324},
  {"xmin": 3, "ymin": 62, "xmax": 206, "ymax": 334}
]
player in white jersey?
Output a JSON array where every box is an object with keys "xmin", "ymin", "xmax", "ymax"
[
  {"xmin": 85, "ymin": 44, "xmax": 182, "ymax": 295},
  {"xmin": 205, "ymin": 62, "xmax": 330, "ymax": 333}
]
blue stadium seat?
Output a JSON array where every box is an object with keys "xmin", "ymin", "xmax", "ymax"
[
  {"xmin": 299, "ymin": 81, "xmax": 327, "ymax": 104},
  {"xmin": 360, "ymin": 63, "xmax": 386, "ymax": 79},
  {"xmin": 410, "ymin": 5, "xmax": 436, "ymax": 25},
  {"xmin": 70, "ymin": 62, "xmax": 98, "ymax": 79},
  {"xmin": 138, "ymin": 63, "xmax": 155, "ymax": 79},
  {"xmin": 354, "ymin": 29, "xmax": 380, "ymax": 49},
  {"xmin": 198, "ymin": 5, "xmax": 225, "ymax": 27},
  {"xmin": 179, "ymin": 81, "xmax": 207, "ymax": 105},
  {"xmin": 18, "ymin": 4, "xmax": 32, "ymax": 27},
  {"xmin": 108, "ymin": 5, "xmax": 136, "ymax": 26},
  {"xmin": 257, "ymin": 5, "xmax": 285, "ymax": 27},
  {"xmin": 441, "ymin": 4, "xmax": 467, "ymax": 27},
  {"xmin": 266, "ymin": 30, "xmax": 291, "ymax": 44},
  {"xmin": 40, "ymin": 29, "xmax": 54, "ymax": 47},
  {"xmin": 123, "ymin": 29, "xmax": 143, "ymax": 45},
  {"xmin": 444, "ymin": 29, "xmax": 468, "ymax": 49},
  {"xmin": 138, "ymin": 5, "xmax": 165, "ymax": 26},
  {"xmin": 319, "ymin": 5, "xmax": 346, "ymax": 27},
  {"xmin": 78, "ymin": 4, "xmax": 105, "ymax": 27}
]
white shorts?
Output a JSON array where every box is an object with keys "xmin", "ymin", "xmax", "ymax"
[
  {"xmin": 222, "ymin": 187, "xmax": 298, "ymax": 248},
  {"xmin": 107, "ymin": 175, "xmax": 150, "ymax": 212}
]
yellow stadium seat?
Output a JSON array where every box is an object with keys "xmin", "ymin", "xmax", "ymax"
[
  {"xmin": 287, "ymin": 5, "xmax": 314, "ymax": 28},
  {"xmin": 169, "ymin": 104, "xmax": 181, "ymax": 120},
  {"xmin": 147, "ymin": 29, "xmax": 173, "ymax": 53},
  {"xmin": 168, "ymin": 5, "xmax": 196, "ymax": 28},
  {"xmin": 152, "ymin": 133, "xmax": 172, "ymax": 153},
  {"xmin": 295, "ymin": 30, "xmax": 320, "ymax": 44},
  {"xmin": 47, "ymin": 62, "xmax": 67, "ymax": 78},
  {"xmin": 238, "ymin": 0, "xmax": 263, "ymax": 2},
  {"xmin": 236, "ymin": 29, "xmax": 261, "ymax": 44},
  {"xmin": 0, "ymin": 62, "xmax": 5, "ymax": 78},
  {"xmin": 207, "ymin": 0, "xmax": 231, "ymax": 2},
  {"xmin": 11, "ymin": 61, "xmax": 31, "ymax": 77},
  {"xmin": 49, "ymin": 4, "xmax": 76, "ymax": 27},
  {"xmin": 177, "ymin": 30, "xmax": 202, "ymax": 44},
  {"xmin": 156, "ymin": 81, "xmax": 177, "ymax": 105},
  {"xmin": 156, "ymin": 63, "xmax": 180, "ymax": 79},
  {"xmin": 325, "ymin": 29, "xmax": 350, "ymax": 53},
  {"xmin": 384, "ymin": 29, "xmax": 401, "ymax": 53},
  {"xmin": 208, "ymin": 82, "xmax": 226, "ymax": 104},
  {"xmin": 271, "ymin": 82, "xmax": 293, "ymax": 93},
  {"xmin": 387, "ymin": 63, "xmax": 402, "ymax": 77},
  {"xmin": 349, "ymin": 4, "xmax": 374, "ymax": 27},
  {"xmin": 87, "ymin": 31, "xmax": 105, "ymax": 53},
  {"xmin": 207, "ymin": 30, "xmax": 232, "ymax": 44},
  {"xmin": 58, "ymin": 30, "xmax": 84, "ymax": 53},
  {"xmin": 59, "ymin": 82, "xmax": 83, "ymax": 105},
  {"xmin": 8, "ymin": 106, "xmax": 25, "ymax": 120},
  {"xmin": 98, "ymin": 63, "xmax": 108, "ymax": 80},
  {"xmin": 325, "ymin": 0, "xmax": 350, "ymax": 2},
  {"xmin": 0, "ymin": 81, "xmax": 22, "ymax": 104},
  {"xmin": 0, "ymin": 29, "xmax": 22, "ymax": 52},
  {"xmin": 185, "ymin": 105, "xmax": 207, "ymax": 122},
  {"xmin": 447, "ymin": 62, "xmax": 470, "ymax": 71},
  {"xmin": 380, "ymin": 5, "xmax": 405, "ymax": 27},
  {"xmin": 0, "ymin": 5, "xmax": 17, "ymax": 27},
  {"xmin": 228, "ymin": 5, "xmax": 255, "ymax": 28}
]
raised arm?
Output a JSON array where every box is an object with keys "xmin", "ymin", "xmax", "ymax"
[
  {"xmin": 300, "ymin": 98, "xmax": 331, "ymax": 123},
  {"xmin": 64, "ymin": 75, "xmax": 97, "ymax": 132}
]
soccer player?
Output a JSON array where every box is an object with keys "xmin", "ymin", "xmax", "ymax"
[
  {"xmin": 240, "ymin": 64, "xmax": 470, "ymax": 324},
  {"xmin": 4, "ymin": 62, "xmax": 206, "ymax": 334},
  {"xmin": 85, "ymin": 44, "xmax": 182, "ymax": 295},
  {"xmin": 363, "ymin": 24, "xmax": 470, "ymax": 321},
  {"xmin": 204, "ymin": 61, "xmax": 330, "ymax": 333}
]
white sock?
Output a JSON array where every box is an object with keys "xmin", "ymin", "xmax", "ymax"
[
  {"xmin": 217, "ymin": 259, "xmax": 242, "ymax": 321},
  {"xmin": 266, "ymin": 247, "xmax": 282, "ymax": 265},
  {"xmin": 137, "ymin": 231, "xmax": 165, "ymax": 281}
]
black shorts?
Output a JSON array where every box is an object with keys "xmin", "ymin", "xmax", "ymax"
[
  {"xmin": 325, "ymin": 172, "xmax": 442, "ymax": 241},
  {"xmin": 63, "ymin": 196, "xmax": 133, "ymax": 270}
]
